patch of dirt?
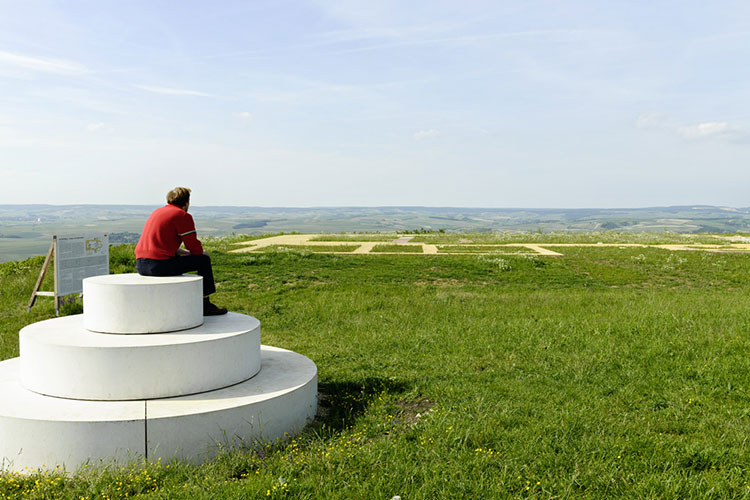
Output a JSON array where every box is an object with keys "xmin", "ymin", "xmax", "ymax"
[
  {"xmin": 316, "ymin": 393, "xmax": 331, "ymax": 419},
  {"xmin": 413, "ymin": 278, "xmax": 463, "ymax": 287},
  {"xmin": 395, "ymin": 397, "xmax": 435, "ymax": 425},
  {"xmin": 459, "ymin": 238, "xmax": 473, "ymax": 243},
  {"xmin": 436, "ymin": 290, "xmax": 486, "ymax": 299}
]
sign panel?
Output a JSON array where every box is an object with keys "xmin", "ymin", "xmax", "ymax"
[{"xmin": 55, "ymin": 234, "xmax": 109, "ymax": 296}]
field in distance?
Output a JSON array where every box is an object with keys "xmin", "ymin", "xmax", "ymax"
[
  {"xmin": 1, "ymin": 235, "xmax": 750, "ymax": 498},
  {"xmin": 2, "ymin": 204, "xmax": 750, "ymax": 262},
  {"xmin": 230, "ymin": 232, "xmax": 750, "ymax": 256}
]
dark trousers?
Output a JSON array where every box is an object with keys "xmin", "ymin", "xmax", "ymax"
[{"xmin": 136, "ymin": 254, "xmax": 216, "ymax": 296}]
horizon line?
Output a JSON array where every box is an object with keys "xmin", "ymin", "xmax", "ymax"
[{"xmin": 0, "ymin": 204, "xmax": 745, "ymax": 211}]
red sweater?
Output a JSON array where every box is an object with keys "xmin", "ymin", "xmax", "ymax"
[{"xmin": 135, "ymin": 204, "xmax": 204, "ymax": 259}]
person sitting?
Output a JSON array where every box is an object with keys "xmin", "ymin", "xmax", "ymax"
[{"xmin": 134, "ymin": 187, "xmax": 227, "ymax": 316}]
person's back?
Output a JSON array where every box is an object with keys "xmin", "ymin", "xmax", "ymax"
[
  {"xmin": 135, "ymin": 187, "xmax": 226, "ymax": 316},
  {"xmin": 136, "ymin": 204, "xmax": 202, "ymax": 260}
]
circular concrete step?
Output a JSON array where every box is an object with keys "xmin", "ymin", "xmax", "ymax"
[
  {"xmin": 0, "ymin": 357, "xmax": 146, "ymax": 472},
  {"xmin": 83, "ymin": 274, "xmax": 203, "ymax": 334},
  {"xmin": 147, "ymin": 345, "xmax": 318, "ymax": 463},
  {"xmin": 0, "ymin": 345, "xmax": 317, "ymax": 473},
  {"xmin": 20, "ymin": 312, "xmax": 261, "ymax": 400}
]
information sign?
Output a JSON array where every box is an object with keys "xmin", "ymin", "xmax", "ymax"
[{"xmin": 54, "ymin": 234, "xmax": 109, "ymax": 296}]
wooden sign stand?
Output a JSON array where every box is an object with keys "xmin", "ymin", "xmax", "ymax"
[{"xmin": 27, "ymin": 236, "xmax": 60, "ymax": 315}]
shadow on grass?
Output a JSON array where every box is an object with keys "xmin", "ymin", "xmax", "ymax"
[
  {"xmin": 206, "ymin": 378, "xmax": 413, "ymax": 481},
  {"xmin": 314, "ymin": 377, "xmax": 409, "ymax": 432}
]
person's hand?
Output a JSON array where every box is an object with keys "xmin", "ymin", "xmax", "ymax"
[{"xmin": 176, "ymin": 248, "xmax": 191, "ymax": 256}]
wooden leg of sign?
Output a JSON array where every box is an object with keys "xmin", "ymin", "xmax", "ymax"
[
  {"xmin": 27, "ymin": 240, "xmax": 55, "ymax": 313},
  {"xmin": 53, "ymin": 237, "xmax": 59, "ymax": 316}
]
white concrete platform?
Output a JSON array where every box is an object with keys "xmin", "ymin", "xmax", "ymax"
[
  {"xmin": 0, "ymin": 358, "xmax": 146, "ymax": 472},
  {"xmin": 0, "ymin": 346, "xmax": 317, "ymax": 473},
  {"xmin": 20, "ymin": 313, "xmax": 261, "ymax": 400},
  {"xmin": 83, "ymin": 274, "xmax": 204, "ymax": 334},
  {"xmin": 148, "ymin": 345, "xmax": 318, "ymax": 463}
]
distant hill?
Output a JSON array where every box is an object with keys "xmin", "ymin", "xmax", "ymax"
[{"xmin": 1, "ymin": 204, "xmax": 749, "ymax": 262}]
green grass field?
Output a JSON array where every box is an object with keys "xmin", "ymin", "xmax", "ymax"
[
  {"xmin": 253, "ymin": 244, "xmax": 362, "ymax": 253},
  {"xmin": 2, "ymin": 234, "xmax": 750, "ymax": 498},
  {"xmin": 436, "ymin": 245, "xmax": 536, "ymax": 254},
  {"xmin": 370, "ymin": 244, "xmax": 424, "ymax": 253},
  {"xmin": 309, "ymin": 234, "xmax": 399, "ymax": 242},
  {"xmin": 409, "ymin": 231, "xmax": 728, "ymax": 245}
]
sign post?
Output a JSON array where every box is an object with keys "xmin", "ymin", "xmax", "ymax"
[
  {"xmin": 28, "ymin": 234, "xmax": 109, "ymax": 315},
  {"xmin": 27, "ymin": 237, "xmax": 56, "ymax": 313}
]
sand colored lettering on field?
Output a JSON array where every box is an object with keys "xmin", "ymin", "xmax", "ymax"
[
  {"xmin": 353, "ymin": 243, "xmax": 378, "ymax": 254},
  {"xmin": 229, "ymin": 235, "xmax": 750, "ymax": 256},
  {"xmin": 520, "ymin": 244, "xmax": 563, "ymax": 256}
]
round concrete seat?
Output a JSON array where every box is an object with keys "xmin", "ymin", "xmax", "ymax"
[
  {"xmin": 83, "ymin": 274, "xmax": 203, "ymax": 334},
  {"xmin": 0, "ymin": 346, "xmax": 317, "ymax": 472},
  {"xmin": 20, "ymin": 312, "xmax": 261, "ymax": 400}
]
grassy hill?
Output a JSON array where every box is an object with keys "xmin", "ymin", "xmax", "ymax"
[
  {"xmin": 1, "ymin": 234, "xmax": 750, "ymax": 498},
  {"xmin": 3, "ymin": 204, "xmax": 750, "ymax": 263}
]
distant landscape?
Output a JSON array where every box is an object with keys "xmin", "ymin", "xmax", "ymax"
[{"xmin": 1, "ymin": 204, "xmax": 750, "ymax": 263}]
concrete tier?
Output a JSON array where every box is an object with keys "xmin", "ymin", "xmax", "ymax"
[
  {"xmin": 147, "ymin": 345, "xmax": 318, "ymax": 463},
  {"xmin": 20, "ymin": 313, "xmax": 261, "ymax": 400},
  {"xmin": 0, "ymin": 346, "xmax": 317, "ymax": 473},
  {"xmin": 83, "ymin": 274, "xmax": 203, "ymax": 334},
  {"xmin": 0, "ymin": 358, "xmax": 145, "ymax": 472}
]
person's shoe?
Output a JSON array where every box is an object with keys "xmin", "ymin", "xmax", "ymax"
[{"xmin": 203, "ymin": 298, "xmax": 228, "ymax": 316}]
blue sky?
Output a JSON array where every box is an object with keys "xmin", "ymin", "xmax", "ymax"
[{"xmin": 1, "ymin": 1, "xmax": 749, "ymax": 207}]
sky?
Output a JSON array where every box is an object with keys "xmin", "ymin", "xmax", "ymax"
[{"xmin": 1, "ymin": 1, "xmax": 750, "ymax": 208}]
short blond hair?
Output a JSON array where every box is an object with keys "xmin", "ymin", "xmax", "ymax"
[{"xmin": 166, "ymin": 187, "xmax": 191, "ymax": 207}]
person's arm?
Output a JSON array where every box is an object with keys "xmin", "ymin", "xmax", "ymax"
[{"xmin": 175, "ymin": 213, "xmax": 204, "ymax": 255}]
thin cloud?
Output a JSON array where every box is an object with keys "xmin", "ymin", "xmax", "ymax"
[
  {"xmin": 0, "ymin": 50, "xmax": 85, "ymax": 74},
  {"xmin": 313, "ymin": 22, "xmax": 462, "ymax": 46},
  {"xmin": 678, "ymin": 122, "xmax": 729, "ymax": 139},
  {"xmin": 637, "ymin": 114, "xmax": 747, "ymax": 144},
  {"xmin": 233, "ymin": 111, "xmax": 252, "ymax": 119},
  {"xmin": 414, "ymin": 129, "xmax": 439, "ymax": 140},
  {"xmin": 86, "ymin": 122, "xmax": 105, "ymax": 132},
  {"xmin": 333, "ymin": 29, "xmax": 612, "ymax": 55},
  {"xmin": 315, "ymin": 26, "xmax": 407, "ymax": 43},
  {"xmin": 134, "ymin": 84, "xmax": 213, "ymax": 97},
  {"xmin": 635, "ymin": 112, "xmax": 665, "ymax": 129}
]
